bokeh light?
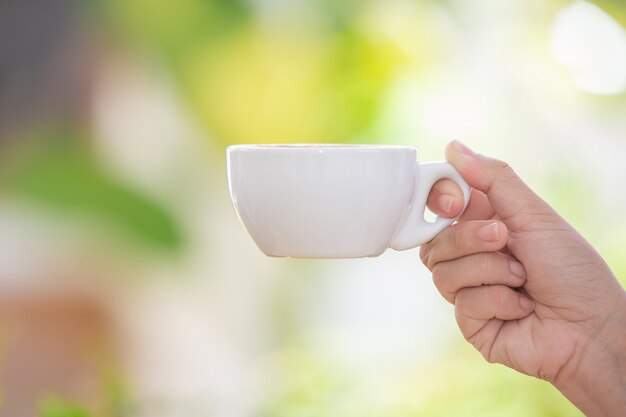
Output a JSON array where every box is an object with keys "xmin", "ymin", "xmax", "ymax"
[{"xmin": 1, "ymin": 0, "xmax": 625, "ymax": 416}]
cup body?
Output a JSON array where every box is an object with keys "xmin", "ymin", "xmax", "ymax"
[{"xmin": 227, "ymin": 145, "xmax": 418, "ymax": 258}]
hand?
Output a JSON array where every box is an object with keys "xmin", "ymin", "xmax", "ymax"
[{"xmin": 423, "ymin": 141, "xmax": 626, "ymax": 417}]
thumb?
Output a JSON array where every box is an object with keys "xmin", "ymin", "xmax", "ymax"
[{"xmin": 445, "ymin": 141, "xmax": 557, "ymax": 231}]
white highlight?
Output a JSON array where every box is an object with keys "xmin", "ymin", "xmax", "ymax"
[{"xmin": 551, "ymin": 0, "xmax": 626, "ymax": 95}]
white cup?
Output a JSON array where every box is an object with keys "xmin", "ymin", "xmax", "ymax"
[{"xmin": 227, "ymin": 144, "xmax": 470, "ymax": 258}]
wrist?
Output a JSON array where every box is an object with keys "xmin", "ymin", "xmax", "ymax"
[{"xmin": 554, "ymin": 289, "xmax": 626, "ymax": 417}]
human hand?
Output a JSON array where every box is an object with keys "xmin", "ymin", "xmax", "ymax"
[{"xmin": 422, "ymin": 141, "xmax": 626, "ymax": 417}]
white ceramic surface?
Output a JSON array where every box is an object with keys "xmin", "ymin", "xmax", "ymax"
[{"xmin": 227, "ymin": 145, "xmax": 470, "ymax": 258}]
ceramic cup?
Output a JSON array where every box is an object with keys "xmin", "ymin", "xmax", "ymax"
[{"xmin": 227, "ymin": 144, "xmax": 470, "ymax": 258}]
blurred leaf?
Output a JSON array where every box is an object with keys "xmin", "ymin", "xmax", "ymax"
[
  {"xmin": 91, "ymin": 0, "xmax": 249, "ymax": 63},
  {"xmin": 37, "ymin": 395, "xmax": 92, "ymax": 417},
  {"xmin": 316, "ymin": 0, "xmax": 368, "ymax": 32},
  {"xmin": 182, "ymin": 25, "xmax": 396, "ymax": 146},
  {"xmin": 1, "ymin": 132, "xmax": 184, "ymax": 251},
  {"xmin": 588, "ymin": 0, "xmax": 626, "ymax": 29},
  {"xmin": 94, "ymin": 351, "xmax": 134, "ymax": 417},
  {"xmin": 183, "ymin": 28, "xmax": 329, "ymax": 145},
  {"xmin": 262, "ymin": 347, "xmax": 358, "ymax": 417},
  {"xmin": 318, "ymin": 28, "xmax": 399, "ymax": 143},
  {"xmin": 264, "ymin": 343, "xmax": 583, "ymax": 417}
]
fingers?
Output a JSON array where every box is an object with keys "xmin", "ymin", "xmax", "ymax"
[
  {"xmin": 426, "ymin": 179, "xmax": 466, "ymax": 218},
  {"xmin": 427, "ymin": 180, "xmax": 497, "ymax": 221},
  {"xmin": 459, "ymin": 188, "xmax": 496, "ymax": 221},
  {"xmin": 445, "ymin": 141, "xmax": 556, "ymax": 231},
  {"xmin": 432, "ymin": 252, "xmax": 526, "ymax": 304},
  {"xmin": 455, "ymin": 285, "xmax": 535, "ymax": 341},
  {"xmin": 420, "ymin": 220, "xmax": 508, "ymax": 271}
]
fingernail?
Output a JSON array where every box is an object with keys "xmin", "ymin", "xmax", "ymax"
[
  {"xmin": 451, "ymin": 140, "xmax": 476, "ymax": 156},
  {"xmin": 447, "ymin": 141, "xmax": 475, "ymax": 171},
  {"xmin": 478, "ymin": 222, "xmax": 500, "ymax": 242},
  {"xmin": 519, "ymin": 296, "xmax": 534, "ymax": 311},
  {"xmin": 509, "ymin": 260, "xmax": 525, "ymax": 278},
  {"xmin": 439, "ymin": 194, "xmax": 455, "ymax": 215}
]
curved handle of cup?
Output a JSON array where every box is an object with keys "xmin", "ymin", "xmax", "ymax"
[{"xmin": 390, "ymin": 161, "xmax": 471, "ymax": 250}]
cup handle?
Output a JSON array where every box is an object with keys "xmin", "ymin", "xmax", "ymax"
[{"xmin": 390, "ymin": 161, "xmax": 471, "ymax": 250}]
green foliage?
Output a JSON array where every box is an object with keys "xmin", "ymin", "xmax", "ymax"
[
  {"xmin": 263, "ymin": 344, "xmax": 583, "ymax": 417},
  {"xmin": 37, "ymin": 396, "xmax": 92, "ymax": 417},
  {"xmin": 87, "ymin": 0, "xmax": 406, "ymax": 146},
  {"xmin": 96, "ymin": 356, "xmax": 134, "ymax": 417},
  {"xmin": 400, "ymin": 345, "xmax": 583, "ymax": 417},
  {"xmin": 540, "ymin": 164, "xmax": 596, "ymax": 235},
  {"xmin": 261, "ymin": 347, "xmax": 359, "ymax": 417},
  {"xmin": 92, "ymin": 0, "xmax": 249, "ymax": 63},
  {"xmin": 0, "ymin": 131, "xmax": 184, "ymax": 251},
  {"xmin": 318, "ymin": 29, "xmax": 398, "ymax": 143},
  {"xmin": 590, "ymin": 0, "xmax": 626, "ymax": 28}
]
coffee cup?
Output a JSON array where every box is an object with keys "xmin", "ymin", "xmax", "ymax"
[{"xmin": 227, "ymin": 144, "xmax": 470, "ymax": 258}]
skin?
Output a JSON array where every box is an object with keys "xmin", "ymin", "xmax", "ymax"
[{"xmin": 424, "ymin": 141, "xmax": 626, "ymax": 417}]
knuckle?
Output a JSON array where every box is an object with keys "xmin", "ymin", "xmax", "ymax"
[
  {"xmin": 431, "ymin": 264, "xmax": 445, "ymax": 291},
  {"xmin": 456, "ymin": 317, "xmax": 470, "ymax": 342},
  {"xmin": 468, "ymin": 333, "xmax": 488, "ymax": 356},
  {"xmin": 488, "ymin": 285, "xmax": 503, "ymax": 308},
  {"xmin": 419, "ymin": 244, "xmax": 431, "ymax": 269},
  {"xmin": 454, "ymin": 288, "xmax": 469, "ymax": 309},
  {"xmin": 492, "ymin": 157, "xmax": 510, "ymax": 171},
  {"xmin": 484, "ymin": 155, "xmax": 510, "ymax": 172},
  {"xmin": 478, "ymin": 253, "xmax": 498, "ymax": 282},
  {"xmin": 454, "ymin": 305, "xmax": 464, "ymax": 322},
  {"xmin": 492, "ymin": 159, "xmax": 516, "ymax": 182},
  {"xmin": 482, "ymin": 349, "xmax": 498, "ymax": 364},
  {"xmin": 433, "ymin": 264, "xmax": 457, "ymax": 304},
  {"xmin": 451, "ymin": 225, "xmax": 465, "ymax": 252}
]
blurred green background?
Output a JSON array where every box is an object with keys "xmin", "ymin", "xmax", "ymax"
[{"xmin": 1, "ymin": 0, "xmax": 625, "ymax": 416}]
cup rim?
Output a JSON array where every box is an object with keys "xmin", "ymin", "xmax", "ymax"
[{"xmin": 227, "ymin": 144, "xmax": 417, "ymax": 151}]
